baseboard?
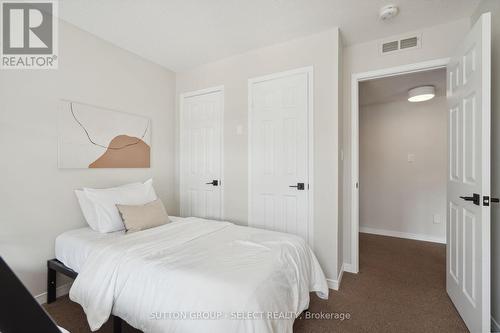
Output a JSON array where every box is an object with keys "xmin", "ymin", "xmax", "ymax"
[
  {"xmin": 326, "ymin": 278, "xmax": 336, "ymax": 290},
  {"xmin": 34, "ymin": 282, "xmax": 72, "ymax": 305},
  {"xmin": 326, "ymin": 263, "xmax": 345, "ymax": 291},
  {"xmin": 343, "ymin": 263, "xmax": 355, "ymax": 273},
  {"xmin": 360, "ymin": 226, "xmax": 446, "ymax": 244},
  {"xmin": 492, "ymin": 316, "xmax": 500, "ymax": 332}
]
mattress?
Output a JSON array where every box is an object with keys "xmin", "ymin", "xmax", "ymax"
[{"xmin": 55, "ymin": 216, "xmax": 181, "ymax": 273}]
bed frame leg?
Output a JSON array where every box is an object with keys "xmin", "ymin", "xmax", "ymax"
[
  {"xmin": 47, "ymin": 263, "xmax": 56, "ymax": 304},
  {"xmin": 113, "ymin": 315, "xmax": 122, "ymax": 333}
]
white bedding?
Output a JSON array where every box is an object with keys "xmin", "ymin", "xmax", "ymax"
[
  {"xmin": 55, "ymin": 217, "xmax": 182, "ymax": 272},
  {"xmin": 55, "ymin": 227, "xmax": 123, "ymax": 273},
  {"xmin": 68, "ymin": 217, "xmax": 329, "ymax": 333}
]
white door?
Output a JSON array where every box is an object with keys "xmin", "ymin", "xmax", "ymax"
[
  {"xmin": 249, "ymin": 68, "xmax": 312, "ymax": 243},
  {"xmin": 180, "ymin": 88, "xmax": 223, "ymax": 220},
  {"xmin": 447, "ymin": 13, "xmax": 490, "ymax": 332}
]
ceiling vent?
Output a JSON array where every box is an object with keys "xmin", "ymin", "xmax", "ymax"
[
  {"xmin": 380, "ymin": 34, "xmax": 421, "ymax": 55},
  {"xmin": 382, "ymin": 40, "xmax": 399, "ymax": 53},
  {"xmin": 400, "ymin": 36, "xmax": 418, "ymax": 49}
]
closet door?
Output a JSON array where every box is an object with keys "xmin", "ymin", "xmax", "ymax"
[
  {"xmin": 180, "ymin": 87, "xmax": 223, "ymax": 220},
  {"xmin": 248, "ymin": 68, "xmax": 312, "ymax": 243}
]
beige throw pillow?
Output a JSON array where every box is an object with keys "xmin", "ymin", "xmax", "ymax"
[{"xmin": 117, "ymin": 199, "xmax": 170, "ymax": 233}]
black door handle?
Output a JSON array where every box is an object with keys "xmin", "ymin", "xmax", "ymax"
[
  {"xmin": 289, "ymin": 183, "xmax": 305, "ymax": 190},
  {"xmin": 483, "ymin": 196, "xmax": 499, "ymax": 206},
  {"xmin": 205, "ymin": 180, "xmax": 219, "ymax": 186},
  {"xmin": 460, "ymin": 193, "xmax": 480, "ymax": 206}
]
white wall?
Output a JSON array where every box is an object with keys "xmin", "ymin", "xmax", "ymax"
[
  {"xmin": 472, "ymin": 0, "xmax": 500, "ymax": 327},
  {"xmin": 359, "ymin": 96, "xmax": 447, "ymax": 243},
  {"xmin": 0, "ymin": 20, "xmax": 176, "ymax": 298},
  {"xmin": 341, "ymin": 18, "xmax": 471, "ymax": 266},
  {"xmin": 176, "ymin": 29, "xmax": 341, "ymax": 282},
  {"xmin": 337, "ymin": 36, "xmax": 344, "ymax": 275}
]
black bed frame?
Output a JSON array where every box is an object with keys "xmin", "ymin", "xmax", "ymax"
[{"xmin": 47, "ymin": 259, "xmax": 123, "ymax": 333}]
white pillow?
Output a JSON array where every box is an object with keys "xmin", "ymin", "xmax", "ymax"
[
  {"xmin": 75, "ymin": 181, "xmax": 141, "ymax": 231},
  {"xmin": 75, "ymin": 190, "xmax": 99, "ymax": 230},
  {"xmin": 83, "ymin": 179, "xmax": 157, "ymax": 233}
]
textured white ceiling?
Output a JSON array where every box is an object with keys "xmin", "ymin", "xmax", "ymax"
[
  {"xmin": 59, "ymin": 0, "xmax": 480, "ymax": 71},
  {"xmin": 359, "ymin": 68, "xmax": 447, "ymax": 106}
]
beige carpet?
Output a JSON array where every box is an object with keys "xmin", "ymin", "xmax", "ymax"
[{"xmin": 44, "ymin": 233, "xmax": 468, "ymax": 333}]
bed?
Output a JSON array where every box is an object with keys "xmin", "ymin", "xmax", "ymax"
[{"xmin": 49, "ymin": 216, "xmax": 328, "ymax": 333}]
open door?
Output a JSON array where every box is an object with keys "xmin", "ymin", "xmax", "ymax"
[{"xmin": 446, "ymin": 12, "xmax": 491, "ymax": 332}]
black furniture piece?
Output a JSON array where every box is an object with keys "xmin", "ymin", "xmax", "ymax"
[
  {"xmin": 47, "ymin": 258, "xmax": 123, "ymax": 333},
  {"xmin": 0, "ymin": 256, "xmax": 61, "ymax": 333}
]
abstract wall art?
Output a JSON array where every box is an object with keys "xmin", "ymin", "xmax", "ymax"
[{"xmin": 58, "ymin": 101, "xmax": 151, "ymax": 168}]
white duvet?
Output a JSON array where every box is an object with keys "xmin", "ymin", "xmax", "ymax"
[{"xmin": 69, "ymin": 217, "xmax": 328, "ymax": 333}]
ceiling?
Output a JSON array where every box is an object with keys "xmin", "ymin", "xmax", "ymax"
[
  {"xmin": 359, "ymin": 68, "xmax": 446, "ymax": 106},
  {"xmin": 59, "ymin": 0, "xmax": 480, "ymax": 72}
]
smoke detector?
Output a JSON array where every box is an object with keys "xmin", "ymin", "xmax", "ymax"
[{"xmin": 379, "ymin": 4, "xmax": 399, "ymax": 21}]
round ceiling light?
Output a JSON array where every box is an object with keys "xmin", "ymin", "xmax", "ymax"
[
  {"xmin": 379, "ymin": 5, "xmax": 399, "ymax": 21},
  {"xmin": 408, "ymin": 85, "xmax": 435, "ymax": 102}
]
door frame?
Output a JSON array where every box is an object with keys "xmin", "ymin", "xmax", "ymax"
[
  {"xmin": 179, "ymin": 85, "xmax": 225, "ymax": 219},
  {"xmin": 349, "ymin": 58, "xmax": 449, "ymax": 273},
  {"xmin": 247, "ymin": 66, "xmax": 314, "ymax": 246}
]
